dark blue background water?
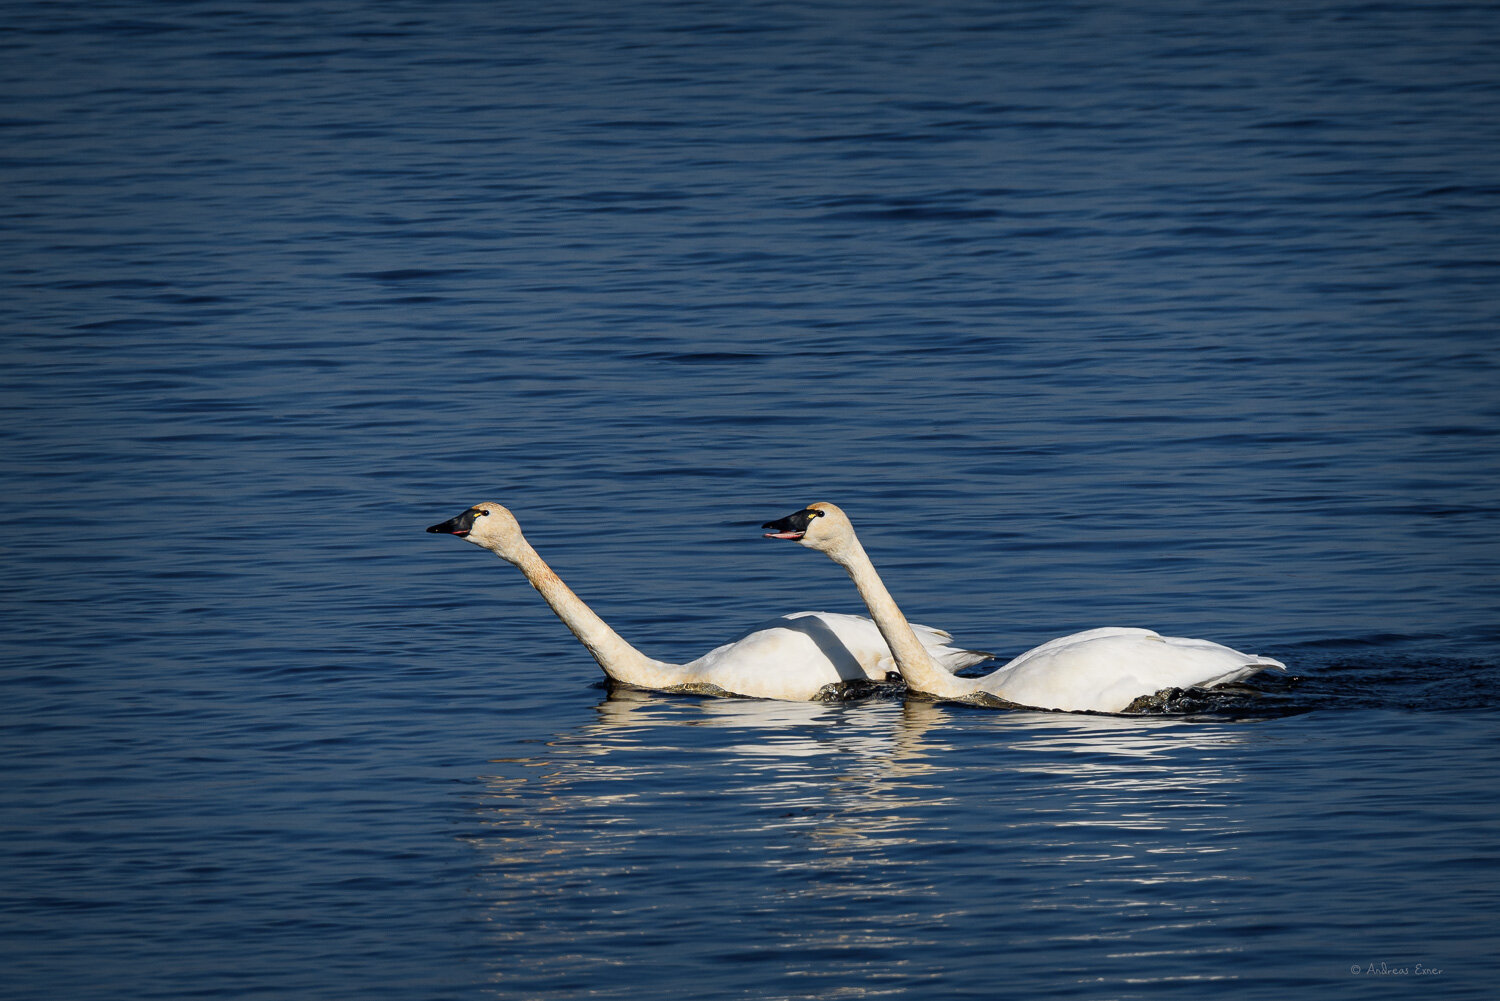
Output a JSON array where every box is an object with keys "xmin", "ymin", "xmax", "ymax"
[{"xmin": 3, "ymin": 2, "xmax": 1498, "ymax": 998}]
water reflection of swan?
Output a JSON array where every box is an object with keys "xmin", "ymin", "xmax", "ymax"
[
  {"xmin": 477, "ymin": 690, "xmax": 1251, "ymax": 864},
  {"xmin": 426, "ymin": 501, "xmax": 990, "ymax": 700},
  {"xmin": 469, "ymin": 692, "xmax": 1258, "ymax": 992},
  {"xmin": 763, "ymin": 503, "xmax": 1285, "ymax": 713}
]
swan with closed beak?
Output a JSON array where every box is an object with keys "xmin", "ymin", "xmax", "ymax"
[
  {"xmin": 427, "ymin": 502, "xmax": 992, "ymax": 701},
  {"xmin": 762, "ymin": 503, "xmax": 1285, "ymax": 713}
]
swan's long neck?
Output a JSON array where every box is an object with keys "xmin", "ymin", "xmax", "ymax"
[
  {"xmin": 504, "ymin": 540, "xmax": 680, "ymax": 690},
  {"xmin": 829, "ymin": 535, "xmax": 980, "ymax": 700}
]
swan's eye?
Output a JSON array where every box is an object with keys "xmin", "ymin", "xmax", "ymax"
[
  {"xmin": 477, "ymin": 509, "xmax": 490, "ymax": 516},
  {"xmin": 808, "ymin": 509, "xmax": 824, "ymax": 519}
]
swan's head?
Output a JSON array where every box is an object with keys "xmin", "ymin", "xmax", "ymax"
[
  {"xmin": 426, "ymin": 502, "xmax": 527, "ymax": 561},
  {"xmin": 762, "ymin": 502, "xmax": 855, "ymax": 556}
]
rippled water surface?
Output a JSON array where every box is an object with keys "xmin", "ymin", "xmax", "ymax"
[{"xmin": 3, "ymin": 1, "xmax": 1498, "ymax": 998}]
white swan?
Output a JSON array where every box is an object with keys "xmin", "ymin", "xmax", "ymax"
[
  {"xmin": 762, "ymin": 503, "xmax": 1286, "ymax": 713},
  {"xmin": 426, "ymin": 502, "xmax": 992, "ymax": 701}
]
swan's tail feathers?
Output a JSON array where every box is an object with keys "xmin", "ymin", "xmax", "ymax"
[
  {"xmin": 925, "ymin": 627, "xmax": 1000, "ymax": 666},
  {"xmin": 1163, "ymin": 635, "xmax": 1288, "ymax": 684},
  {"xmin": 1248, "ymin": 655, "xmax": 1288, "ymax": 675},
  {"xmin": 1215, "ymin": 656, "xmax": 1288, "ymax": 687},
  {"xmin": 947, "ymin": 647, "xmax": 997, "ymax": 671},
  {"xmin": 907, "ymin": 621, "xmax": 994, "ymax": 672}
]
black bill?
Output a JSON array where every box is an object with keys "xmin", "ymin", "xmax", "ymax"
[
  {"xmin": 762, "ymin": 507, "xmax": 822, "ymax": 540},
  {"xmin": 426, "ymin": 508, "xmax": 480, "ymax": 537}
]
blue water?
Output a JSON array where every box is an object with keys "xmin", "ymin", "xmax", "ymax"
[{"xmin": 3, "ymin": 1, "xmax": 1498, "ymax": 998}]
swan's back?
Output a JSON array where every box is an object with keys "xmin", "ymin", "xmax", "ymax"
[
  {"xmin": 986, "ymin": 627, "xmax": 1285, "ymax": 714},
  {"xmin": 776, "ymin": 611, "xmax": 989, "ymax": 672},
  {"xmin": 776, "ymin": 611, "xmax": 992, "ymax": 675},
  {"xmin": 684, "ymin": 611, "xmax": 991, "ymax": 699}
]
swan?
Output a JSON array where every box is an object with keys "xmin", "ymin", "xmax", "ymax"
[
  {"xmin": 426, "ymin": 502, "xmax": 992, "ymax": 701},
  {"xmin": 761, "ymin": 503, "xmax": 1286, "ymax": 713}
]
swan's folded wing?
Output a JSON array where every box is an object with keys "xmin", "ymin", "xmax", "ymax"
[
  {"xmin": 990, "ymin": 629, "xmax": 1285, "ymax": 713},
  {"xmin": 776, "ymin": 611, "xmax": 991, "ymax": 674}
]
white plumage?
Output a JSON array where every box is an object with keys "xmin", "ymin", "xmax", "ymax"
[
  {"xmin": 968, "ymin": 625, "xmax": 1283, "ymax": 713},
  {"xmin": 763, "ymin": 503, "xmax": 1285, "ymax": 714},
  {"xmin": 428, "ymin": 503, "xmax": 990, "ymax": 701}
]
